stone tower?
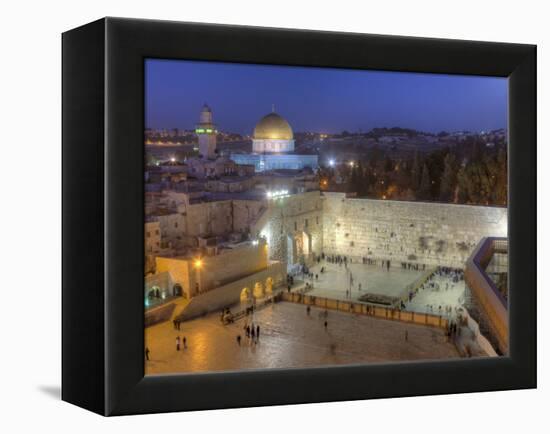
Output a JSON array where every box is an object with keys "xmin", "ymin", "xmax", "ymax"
[{"xmin": 195, "ymin": 104, "xmax": 217, "ymax": 159}]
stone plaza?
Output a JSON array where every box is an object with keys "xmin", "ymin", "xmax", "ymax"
[
  {"xmin": 305, "ymin": 261, "xmax": 423, "ymax": 302},
  {"xmin": 145, "ymin": 301, "xmax": 459, "ymax": 375}
]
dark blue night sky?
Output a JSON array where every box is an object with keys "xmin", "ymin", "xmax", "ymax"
[{"xmin": 145, "ymin": 59, "xmax": 507, "ymax": 135}]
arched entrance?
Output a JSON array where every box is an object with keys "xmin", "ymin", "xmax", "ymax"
[
  {"xmin": 240, "ymin": 287, "xmax": 251, "ymax": 302},
  {"xmin": 253, "ymin": 282, "xmax": 264, "ymax": 298},
  {"xmin": 265, "ymin": 277, "xmax": 274, "ymax": 294},
  {"xmin": 173, "ymin": 283, "xmax": 182, "ymax": 296},
  {"xmin": 148, "ymin": 285, "xmax": 161, "ymax": 299},
  {"xmin": 302, "ymin": 231, "xmax": 311, "ymax": 256},
  {"xmin": 287, "ymin": 234, "xmax": 295, "ymax": 269}
]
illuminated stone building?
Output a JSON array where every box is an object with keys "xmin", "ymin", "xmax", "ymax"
[
  {"xmin": 196, "ymin": 104, "xmax": 217, "ymax": 159},
  {"xmin": 231, "ymin": 110, "xmax": 318, "ymax": 172}
]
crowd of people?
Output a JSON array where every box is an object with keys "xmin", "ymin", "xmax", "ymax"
[
  {"xmin": 400, "ymin": 262, "xmax": 427, "ymax": 271},
  {"xmin": 236, "ymin": 321, "xmax": 261, "ymax": 346},
  {"xmin": 403, "ymin": 265, "xmax": 466, "ymax": 317}
]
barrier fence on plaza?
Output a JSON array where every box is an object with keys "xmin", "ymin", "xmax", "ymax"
[
  {"xmin": 280, "ymin": 291, "xmax": 449, "ymax": 329},
  {"xmin": 395, "ymin": 267, "xmax": 438, "ymax": 307}
]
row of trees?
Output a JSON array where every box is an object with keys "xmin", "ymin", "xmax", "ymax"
[{"xmin": 331, "ymin": 141, "xmax": 507, "ymax": 206}]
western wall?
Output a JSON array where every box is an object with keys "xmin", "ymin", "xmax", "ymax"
[{"xmin": 322, "ymin": 192, "xmax": 507, "ymax": 268}]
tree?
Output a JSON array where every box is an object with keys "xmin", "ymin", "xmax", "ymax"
[
  {"xmin": 384, "ymin": 155, "xmax": 394, "ymax": 172},
  {"xmin": 494, "ymin": 148, "xmax": 508, "ymax": 205},
  {"xmin": 348, "ymin": 165, "xmax": 360, "ymax": 194},
  {"xmin": 439, "ymin": 153, "xmax": 457, "ymax": 202},
  {"xmin": 411, "ymin": 148, "xmax": 421, "ymax": 192},
  {"xmin": 418, "ymin": 163, "xmax": 431, "ymax": 200},
  {"xmin": 355, "ymin": 161, "xmax": 369, "ymax": 197}
]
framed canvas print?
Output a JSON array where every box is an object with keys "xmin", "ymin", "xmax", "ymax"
[{"xmin": 62, "ymin": 17, "xmax": 536, "ymax": 416}]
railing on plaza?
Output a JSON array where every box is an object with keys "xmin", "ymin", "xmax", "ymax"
[
  {"xmin": 280, "ymin": 291, "xmax": 449, "ymax": 329},
  {"xmin": 396, "ymin": 267, "xmax": 438, "ymax": 308},
  {"xmin": 221, "ymin": 294, "xmax": 277, "ymax": 324}
]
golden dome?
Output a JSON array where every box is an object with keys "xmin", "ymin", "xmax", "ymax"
[{"xmin": 253, "ymin": 112, "xmax": 293, "ymax": 140}]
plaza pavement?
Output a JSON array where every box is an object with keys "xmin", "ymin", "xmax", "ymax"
[
  {"xmin": 145, "ymin": 301, "xmax": 460, "ymax": 375},
  {"xmin": 305, "ymin": 262, "xmax": 423, "ymax": 302}
]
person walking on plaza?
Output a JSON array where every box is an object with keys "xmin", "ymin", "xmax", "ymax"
[
  {"xmin": 237, "ymin": 335, "xmax": 241, "ymax": 346},
  {"xmin": 183, "ymin": 336, "xmax": 187, "ymax": 349},
  {"xmin": 256, "ymin": 325, "xmax": 260, "ymax": 340},
  {"xmin": 324, "ymin": 320, "xmax": 328, "ymax": 330},
  {"xmin": 306, "ymin": 305, "xmax": 311, "ymax": 316},
  {"xmin": 176, "ymin": 336, "xmax": 181, "ymax": 351},
  {"xmin": 145, "ymin": 347, "xmax": 150, "ymax": 361}
]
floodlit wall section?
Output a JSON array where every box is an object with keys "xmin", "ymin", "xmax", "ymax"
[
  {"xmin": 322, "ymin": 193, "xmax": 507, "ymax": 268},
  {"xmin": 155, "ymin": 239, "xmax": 270, "ymax": 298},
  {"xmin": 177, "ymin": 262, "xmax": 286, "ymax": 321},
  {"xmin": 256, "ymin": 191, "xmax": 324, "ymax": 266}
]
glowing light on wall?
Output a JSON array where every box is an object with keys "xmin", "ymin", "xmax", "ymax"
[
  {"xmin": 260, "ymin": 227, "xmax": 270, "ymax": 241},
  {"xmin": 266, "ymin": 190, "xmax": 289, "ymax": 199}
]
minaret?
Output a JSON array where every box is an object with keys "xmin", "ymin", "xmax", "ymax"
[{"xmin": 195, "ymin": 104, "xmax": 217, "ymax": 159}]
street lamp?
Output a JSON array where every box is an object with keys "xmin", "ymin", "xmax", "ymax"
[{"xmin": 194, "ymin": 258, "xmax": 203, "ymax": 294}]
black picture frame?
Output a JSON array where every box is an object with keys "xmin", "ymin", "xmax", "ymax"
[{"xmin": 62, "ymin": 17, "xmax": 536, "ymax": 416}]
